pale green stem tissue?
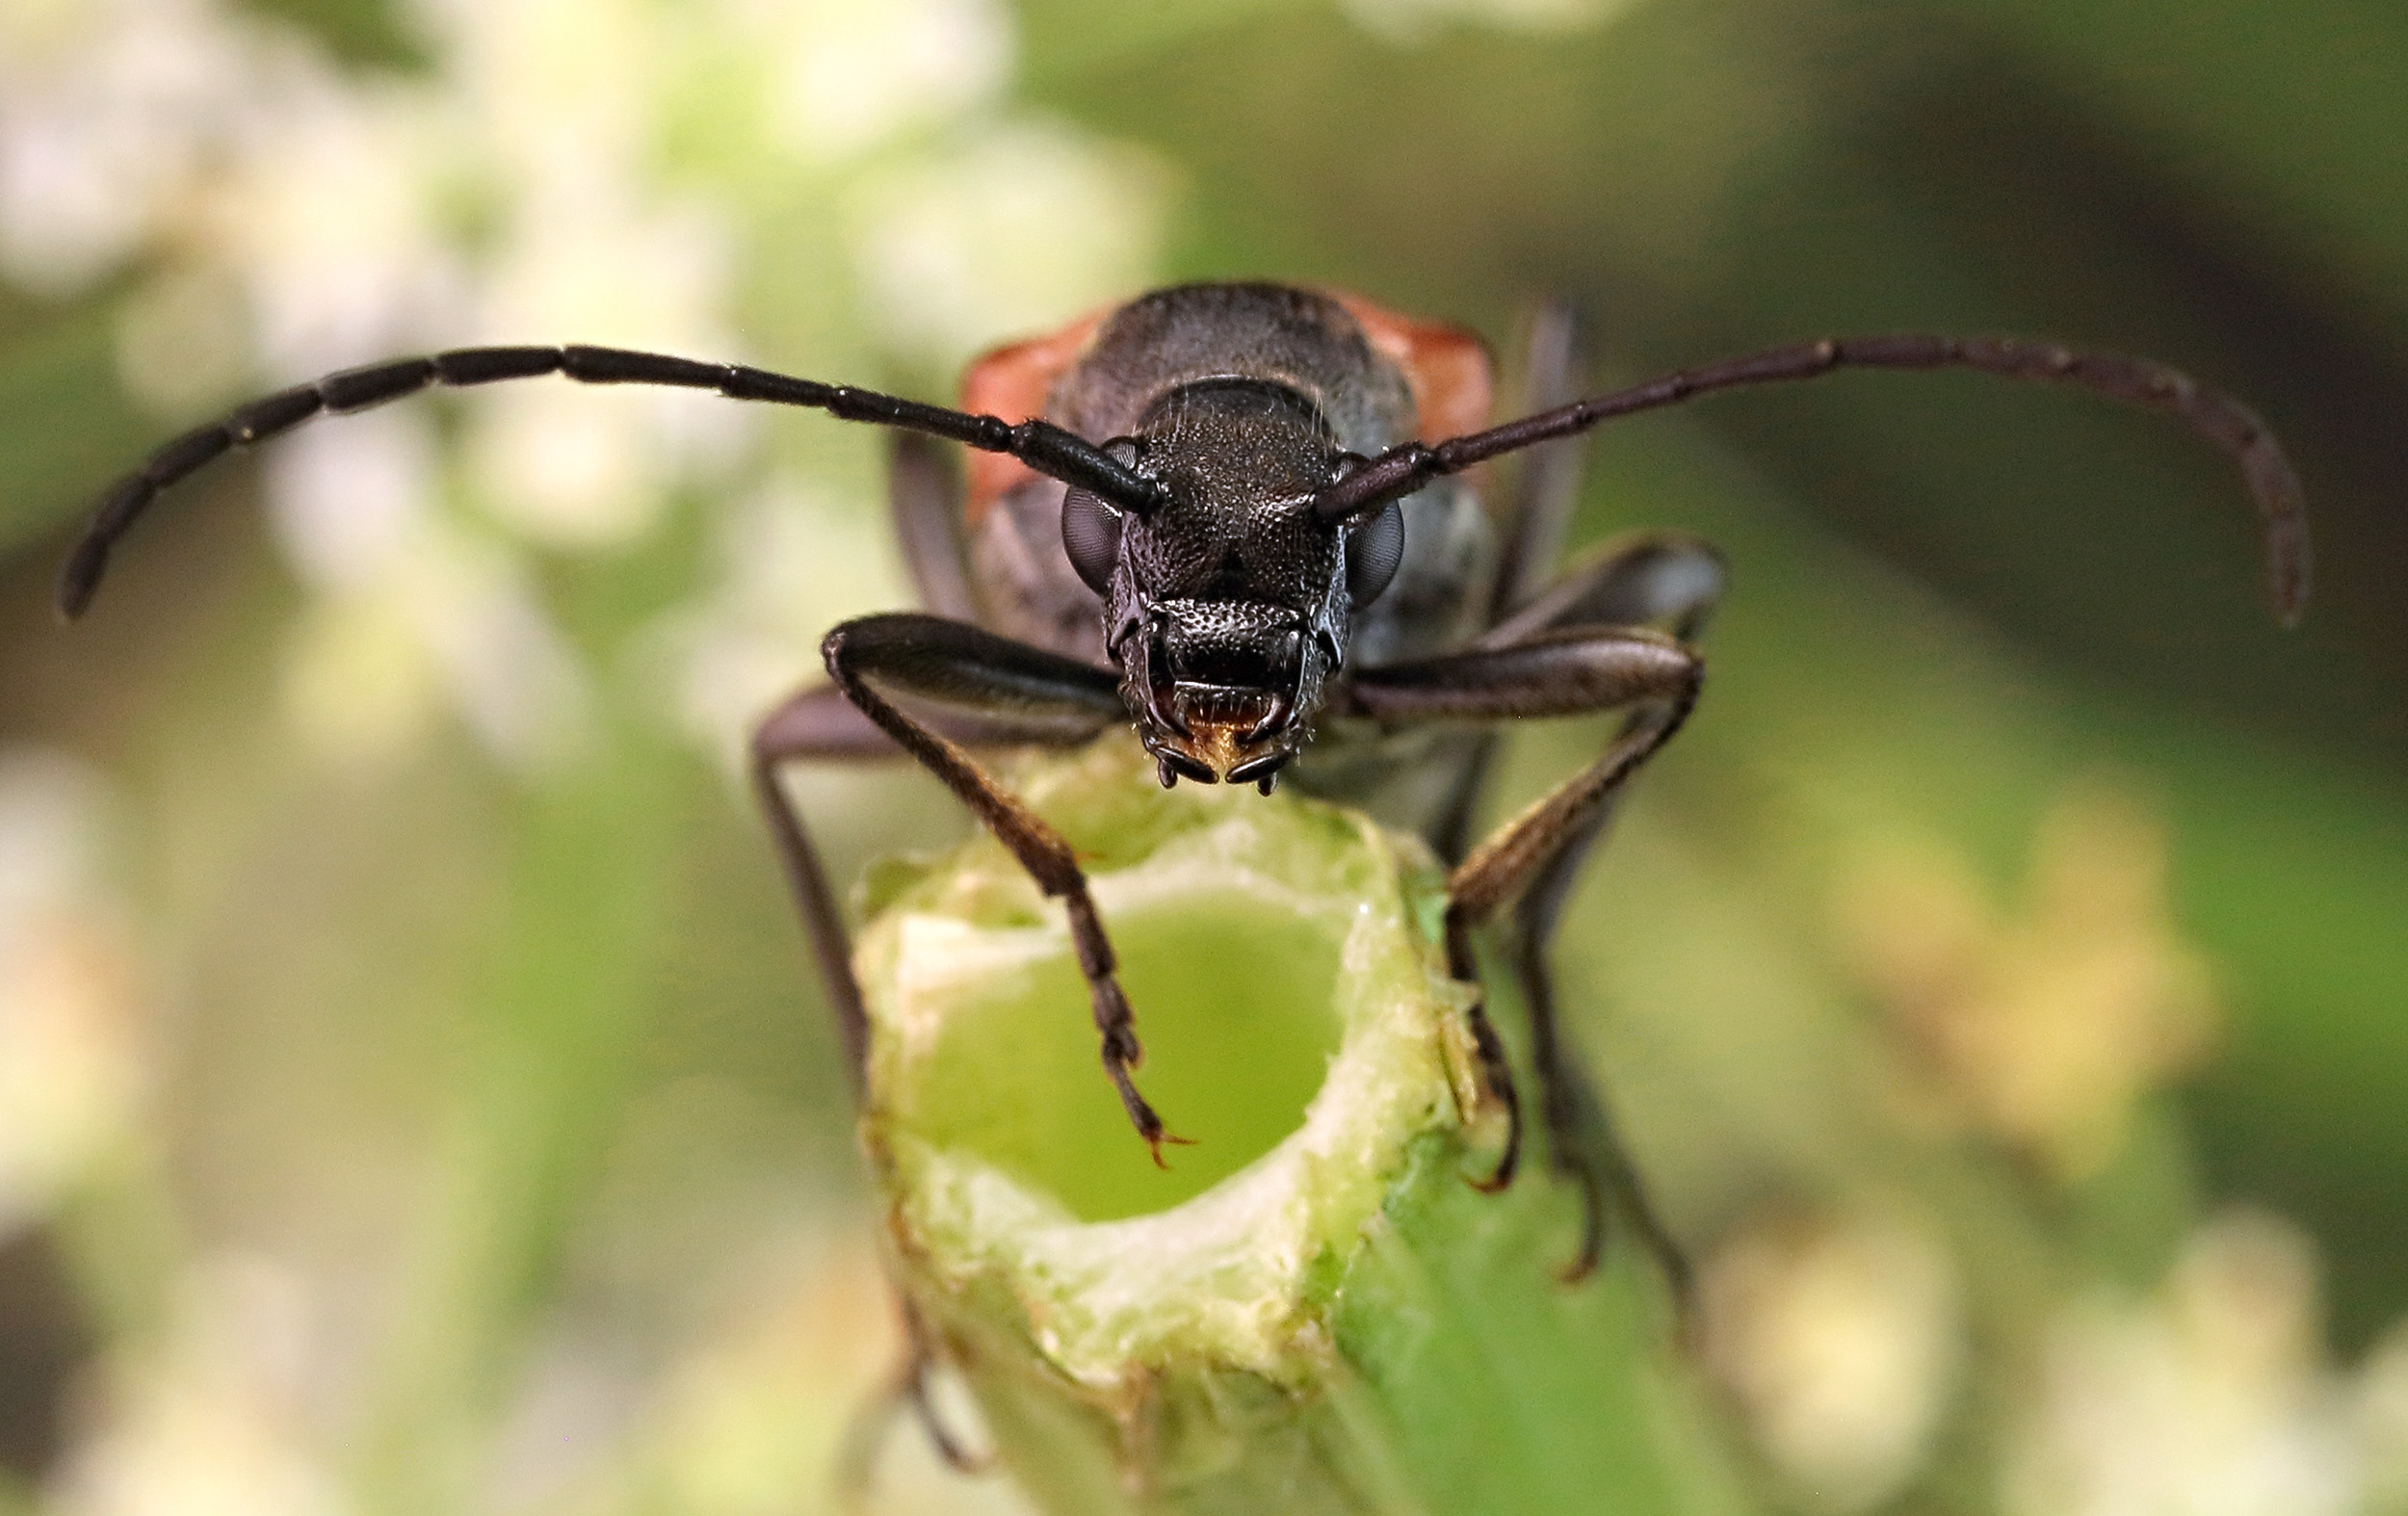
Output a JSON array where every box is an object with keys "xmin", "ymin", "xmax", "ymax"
[{"xmin": 851, "ymin": 738, "xmax": 1748, "ymax": 1516}]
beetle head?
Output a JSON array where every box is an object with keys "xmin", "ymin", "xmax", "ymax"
[{"xmin": 1060, "ymin": 377, "xmax": 1406, "ymax": 791}]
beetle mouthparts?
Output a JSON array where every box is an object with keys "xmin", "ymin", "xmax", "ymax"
[{"xmin": 1148, "ymin": 687, "xmax": 1294, "ymax": 785}]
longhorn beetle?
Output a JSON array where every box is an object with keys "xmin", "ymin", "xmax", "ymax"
[{"xmin": 58, "ymin": 281, "xmax": 2310, "ymax": 1312}]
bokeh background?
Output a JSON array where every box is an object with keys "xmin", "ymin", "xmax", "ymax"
[{"xmin": 2, "ymin": 0, "xmax": 2404, "ymax": 1511}]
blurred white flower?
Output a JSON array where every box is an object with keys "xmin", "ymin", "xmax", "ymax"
[
  {"xmin": 408, "ymin": 0, "xmax": 657, "ymax": 196},
  {"xmin": 1697, "ymin": 1207, "xmax": 1964, "ymax": 1511},
  {"xmin": 0, "ymin": 749, "xmax": 143, "ymax": 1238},
  {"xmin": 265, "ymin": 405, "xmax": 437, "ymax": 591},
  {"xmin": 0, "ymin": 0, "xmax": 255, "ymax": 294},
  {"xmin": 277, "ymin": 509, "xmax": 592, "ymax": 771},
  {"xmin": 52, "ymin": 1252, "xmax": 350, "ymax": 1516},
  {"xmin": 625, "ymin": 1229, "xmax": 1034, "ymax": 1516},
  {"xmin": 465, "ymin": 190, "xmax": 745, "ymax": 548},
  {"xmin": 752, "ymin": 0, "xmax": 1014, "ymax": 166},
  {"xmin": 662, "ymin": 470, "xmax": 904, "ymax": 770},
  {"xmin": 2361, "ymin": 1320, "xmax": 2408, "ymax": 1514},
  {"xmin": 262, "ymin": 404, "xmax": 594, "ymax": 771},
  {"xmin": 845, "ymin": 118, "xmax": 1168, "ymax": 373},
  {"xmin": 2004, "ymin": 1209, "xmax": 2359, "ymax": 1516},
  {"xmin": 1837, "ymin": 786, "xmax": 2218, "ymax": 1181},
  {"xmin": 203, "ymin": 69, "xmax": 466, "ymax": 379},
  {"xmin": 387, "ymin": 523, "xmax": 595, "ymax": 772},
  {"xmin": 276, "ymin": 580, "xmax": 446, "ymax": 767}
]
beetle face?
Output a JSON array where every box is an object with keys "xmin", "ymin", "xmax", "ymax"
[{"xmin": 1061, "ymin": 378, "xmax": 1403, "ymax": 789}]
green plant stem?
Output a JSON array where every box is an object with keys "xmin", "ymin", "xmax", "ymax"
[{"xmin": 851, "ymin": 738, "xmax": 1747, "ymax": 1516}]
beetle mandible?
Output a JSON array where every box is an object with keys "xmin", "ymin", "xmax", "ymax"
[{"xmin": 57, "ymin": 280, "xmax": 2310, "ymax": 1309}]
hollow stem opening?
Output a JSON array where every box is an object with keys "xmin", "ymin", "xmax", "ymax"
[{"xmin": 892, "ymin": 882, "xmax": 1349, "ymax": 1221}]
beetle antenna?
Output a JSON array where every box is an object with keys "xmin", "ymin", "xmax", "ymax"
[
  {"xmin": 1314, "ymin": 334, "xmax": 2311, "ymax": 625},
  {"xmin": 56, "ymin": 344, "xmax": 1167, "ymax": 619}
]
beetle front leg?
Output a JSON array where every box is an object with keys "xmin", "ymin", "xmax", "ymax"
[
  {"xmin": 819, "ymin": 613, "xmax": 1189, "ymax": 1163},
  {"xmin": 1349, "ymin": 625, "xmax": 1703, "ymax": 1290},
  {"xmin": 748, "ymin": 670, "xmax": 1116, "ymax": 1096}
]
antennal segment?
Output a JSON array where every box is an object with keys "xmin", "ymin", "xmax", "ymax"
[
  {"xmin": 1314, "ymin": 334, "xmax": 2310, "ymax": 625},
  {"xmin": 58, "ymin": 344, "xmax": 1167, "ymax": 619}
]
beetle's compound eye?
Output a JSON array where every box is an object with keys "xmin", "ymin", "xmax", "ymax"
[
  {"xmin": 1345, "ymin": 500, "xmax": 1406, "ymax": 608},
  {"xmin": 1061, "ymin": 437, "xmax": 1139, "ymax": 595}
]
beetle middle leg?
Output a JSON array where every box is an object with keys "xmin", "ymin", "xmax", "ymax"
[
  {"xmin": 1484, "ymin": 534, "xmax": 1726, "ymax": 1294},
  {"xmin": 1349, "ymin": 542, "xmax": 1717, "ymax": 1293},
  {"xmin": 1426, "ymin": 301, "xmax": 1592, "ymax": 866}
]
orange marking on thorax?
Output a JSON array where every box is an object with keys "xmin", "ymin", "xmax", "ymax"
[
  {"xmin": 958, "ymin": 308, "xmax": 1107, "ymax": 525},
  {"xmin": 1327, "ymin": 290, "xmax": 1494, "ymax": 442}
]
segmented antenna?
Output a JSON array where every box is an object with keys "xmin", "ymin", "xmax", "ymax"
[
  {"xmin": 57, "ymin": 344, "xmax": 1168, "ymax": 619},
  {"xmin": 1315, "ymin": 333, "xmax": 2311, "ymax": 626}
]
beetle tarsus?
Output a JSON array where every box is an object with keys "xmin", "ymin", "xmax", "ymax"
[
  {"xmin": 1554, "ymin": 1161, "xmax": 1607, "ymax": 1285},
  {"xmin": 1143, "ymin": 1128, "xmax": 1199, "ymax": 1169},
  {"xmin": 1460, "ymin": 1000, "xmax": 1524, "ymax": 1195},
  {"xmin": 1107, "ymin": 1054, "xmax": 1192, "ymax": 1168}
]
